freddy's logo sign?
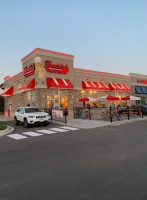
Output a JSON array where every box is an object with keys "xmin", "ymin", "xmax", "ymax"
[
  {"xmin": 24, "ymin": 64, "xmax": 35, "ymax": 77},
  {"xmin": 44, "ymin": 60, "xmax": 69, "ymax": 74}
]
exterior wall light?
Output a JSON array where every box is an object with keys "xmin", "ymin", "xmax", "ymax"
[{"xmin": 34, "ymin": 57, "xmax": 42, "ymax": 72}]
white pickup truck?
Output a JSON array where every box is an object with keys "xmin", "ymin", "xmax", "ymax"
[{"xmin": 14, "ymin": 107, "xmax": 51, "ymax": 128}]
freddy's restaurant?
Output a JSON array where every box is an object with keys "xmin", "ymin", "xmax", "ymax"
[{"xmin": 1, "ymin": 48, "xmax": 132, "ymax": 117}]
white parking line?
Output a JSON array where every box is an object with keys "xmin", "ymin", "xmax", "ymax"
[
  {"xmin": 50, "ymin": 128, "xmax": 69, "ymax": 132},
  {"xmin": 22, "ymin": 132, "xmax": 43, "ymax": 137},
  {"xmin": 37, "ymin": 130, "xmax": 57, "ymax": 134},
  {"xmin": 60, "ymin": 126, "xmax": 79, "ymax": 131},
  {"xmin": 7, "ymin": 134, "xmax": 28, "ymax": 140}
]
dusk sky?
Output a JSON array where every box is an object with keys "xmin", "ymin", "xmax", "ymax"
[{"xmin": 0, "ymin": 0, "xmax": 147, "ymax": 83}]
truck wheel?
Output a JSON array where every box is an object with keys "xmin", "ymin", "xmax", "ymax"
[{"xmin": 24, "ymin": 118, "xmax": 29, "ymax": 128}]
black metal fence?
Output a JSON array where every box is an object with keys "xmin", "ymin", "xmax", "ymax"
[
  {"xmin": 43, "ymin": 108, "xmax": 67, "ymax": 124},
  {"xmin": 73, "ymin": 105, "xmax": 143, "ymax": 123}
]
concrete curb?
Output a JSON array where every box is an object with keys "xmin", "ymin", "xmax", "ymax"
[
  {"xmin": 110, "ymin": 117, "xmax": 147, "ymax": 126},
  {"xmin": 0, "ymin": 126, "xmax": 14, "ymax": 138},
  {"xmin": 52, "ymin": 117, "xmax": 147, "ymax": 129},
  {"xmin": 0, "ymin": 117, "xmax": 14, "ymax": 122}
]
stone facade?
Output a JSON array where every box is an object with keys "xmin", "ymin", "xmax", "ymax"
[
  {"xmin": 2, "ymin": 48, "xmax": 134, "ymax": 118},
  {"xmin": 35, "ymin": 88, "xmax": 47, "ymax": 108}
]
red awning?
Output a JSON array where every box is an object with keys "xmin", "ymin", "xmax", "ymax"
[
  {"xmin": 121, "ymin": 84, "xmax": 132, "ymax": 91},
  {"xmin": 109, "ymin": 83, "xmax": 132, "ymax": 91},
  {"xmin": 0, "ymin": 86, "xmax": 13, "ymax": 96},
  {"xmin": 82, "ymin": 81, "xmax": 109, "ymax": 90},
  {"xmin": 18, "ymin": 78, "xmax": 35, "ymax": 91},
  {"xmin": 47, "ymin": 78, "xmax": 74, "ymax": 89}
]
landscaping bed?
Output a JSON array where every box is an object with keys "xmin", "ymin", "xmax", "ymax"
[{"xmin": 0, "ymin": 123, "xmax": 7, "ymax": 131}]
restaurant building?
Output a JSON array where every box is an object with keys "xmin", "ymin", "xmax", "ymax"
[
  {"xmin": 129, "ymin": 72, "xmax": 147, "ymax": 104},
  {"xmin": 1, "ymin": 48, "xmax": 132, "ymax": 117}
]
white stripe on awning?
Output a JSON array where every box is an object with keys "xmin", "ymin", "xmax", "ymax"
[
  {"xmin": 91, "ymin": 82, "xmax": 96, "ymax": 88},
  {"xmin": 62, "ymin": 79, "xmax": 68, "ymax": 86},
  {"xmin": 53, "ymin": 78, "xmax": 59, "ymax": 85},
  {"xmin": 84, "ymin": 81, "xmax": 90, "ymax": 87}
]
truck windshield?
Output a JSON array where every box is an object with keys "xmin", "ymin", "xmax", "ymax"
[{"xmin": 25, "ymin": 108, "xmax": 42, "ymax": 113}]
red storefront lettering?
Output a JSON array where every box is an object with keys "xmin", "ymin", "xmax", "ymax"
[
  {"xmin": 44, "ymin": 60, "xmax": 69, "ymax": 74},
  {"xmin": 24, "ymin": 64, "xmax": 35, "ymax": 77},
  {"xmin": 143, "ymin": 80, "xmax": 147, "ymax": 84},
  {"xmin": 137, "ymin": 79, "xmax": 147, "ymax": 84}
]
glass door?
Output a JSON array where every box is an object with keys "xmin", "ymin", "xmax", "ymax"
[{"xmin": 47, "ymin": 99, "xmax": 54, "ymax": 109}]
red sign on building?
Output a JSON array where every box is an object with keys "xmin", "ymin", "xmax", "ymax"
[
  {"xmin": 24, "ymin": 64, "xmax": 35, "ymax": 77},
  {"xmin": 137, "ymin": 79, "xmax": 147, "ymax": 84},
  {"xmin": 143, "ymin": 80, "xmax": 147, "ymax": 84},
  {"xmin": 44, "ymin": 60, "xmax": 69, "ymax": 74}
]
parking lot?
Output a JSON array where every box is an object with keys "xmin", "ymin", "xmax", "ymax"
[
  {"xmin": 1, "ymin": 120, "xmax": 79, "ymax": 140},
  {"xmin": 0, "ymin": 120, "xmax": 147, "ymax": 200}
]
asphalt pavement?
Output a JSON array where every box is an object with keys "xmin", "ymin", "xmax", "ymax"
[{"xmin": 0, "ymin": 120, "xmax": 147, "ymax": 200}]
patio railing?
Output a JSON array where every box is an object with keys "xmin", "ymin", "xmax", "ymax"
[{"xmin": 73, "ymin": 105, "xmax": 142, "ymax": 123}]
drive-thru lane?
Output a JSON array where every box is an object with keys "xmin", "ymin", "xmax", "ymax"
[{"xmin": 0, "ymin": 120, "xmax": 147, "ymax": 200}]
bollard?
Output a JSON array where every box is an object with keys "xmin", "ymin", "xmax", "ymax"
[
  {"xmin": 142, "ymin": 111, "xmax": 144, "ymax": 118},
  {"xmin": 8, "ymin": 109, "xmax": 10, "ymax": 117},
  {"xmin": 127, "ymin": 106, "xmax": 129, "ymax": 120},
  {"xmin": 65, "ymin": 109, "xmax": 67, "ymax": 124},
  {"xmin": 138, "ymin": 105, "xmax": 141, "ymax": 116},
  {"xmin": 51, "ymin": 107, "xmax": 53, "ymax": 121},
  {"xmin": 110, "ymin": 106, "xmax": 112, "ymax": 123},
  {"xmin": 89, "ymin": 108, "xmax": 91, "ymax": 120}
]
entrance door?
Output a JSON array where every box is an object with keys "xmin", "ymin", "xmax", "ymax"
[{"xmin": 47, "ymin": 99, "xmax": 54, "ymax": 109}]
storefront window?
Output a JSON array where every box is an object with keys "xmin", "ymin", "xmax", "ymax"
[
  {"xmin": 47, "ymin": 89, "xmax": 59, "ymax": 109},
  {"xmin": 60, "ymin": 96, "xmax": 68, "ymax": 109},
  {"xmin": 60, "ymin": 90, "xmax": 68, "ymax": 109},
  {"xmin": 46, "ymin": 89, "xmax": 69, "ymax": 109}
]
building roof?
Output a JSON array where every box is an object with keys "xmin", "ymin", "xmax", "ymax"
[{"xmin": 21, "ymin": 48, "xmax": 75, "ymax": 61}]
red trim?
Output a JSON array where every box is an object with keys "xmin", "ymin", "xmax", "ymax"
[
  {"xmin": 1, "ymin": 86, "xmax": 13, "ymax": 96},
  {"xmin": 21, "ymin": 48, "xmax": 75, "ymax": 61},
  {"xmin": 74, "ymin": 68, "xmax": 131, "ymax": 78},
  {"xmin": 4, "ymin": 76, "xmax": 10, "ymax": 79},
  {"xmin": 47, "ymin": 78, "xmax": 74, "ymax": 89},
  {"xmin": 7, "ymin": 72, "xmax": 23, "ymax": 81},
  {"xmin": 18, "ymin": 78, "xmax": 35, "ymax": 91}
]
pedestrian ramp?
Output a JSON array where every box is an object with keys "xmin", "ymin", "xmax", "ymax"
[{"xmin": 7, "ymin": 126, "xmax": 80, "ymax": 140}]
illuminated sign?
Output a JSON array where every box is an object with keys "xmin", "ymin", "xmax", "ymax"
[
  {"xmin": 137, "ymin": 79, "xmax": 147, "ymax": 84},
  {"xmin": 143, "ymin": 80, "xmax": 147, "ymax": 84},
  {"xmin": 24, "ymin": 64, "xmax": 35, "ymax": 77},
  {"xmin": 44, "ymin": 60, "xmax": 69, "ymax": 74}
]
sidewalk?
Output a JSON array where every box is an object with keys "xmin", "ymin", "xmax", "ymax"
[
  {"xmin": 0, "ymin": 115, "xmax": 147, "ymax": 129},
  {"xmin": 0, "ymin": 115, "xmax": 14, "ymax": 122},
  {"xmin": 58, "ymin": 116, "xmax": 147, "ymax": 129},
  {"xmin": 66, "ymin": 117, "xmax": 111, "ymax": 129}
]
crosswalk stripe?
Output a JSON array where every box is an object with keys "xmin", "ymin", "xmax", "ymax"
[
  {"xmin": 22, "ymin": 132, "xmax": 43, "ymax": 137},
  {"xmin": 7, "ymin": 126, "xmax": 81, "ymax": 140},
  {"xmin": 60, "ymin": 126, "xmax": 79, "ymax": 131},
  {"xmin": 37, "ymin": 130, "xmax": 57, "ymax": 134},
  {"xmin": 50, "ymin": 128, "xmax": 69, "ymax": 132},
  {"xmin": 7, "ymin": 134, "xmax": 28, "ymax": 140}
]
